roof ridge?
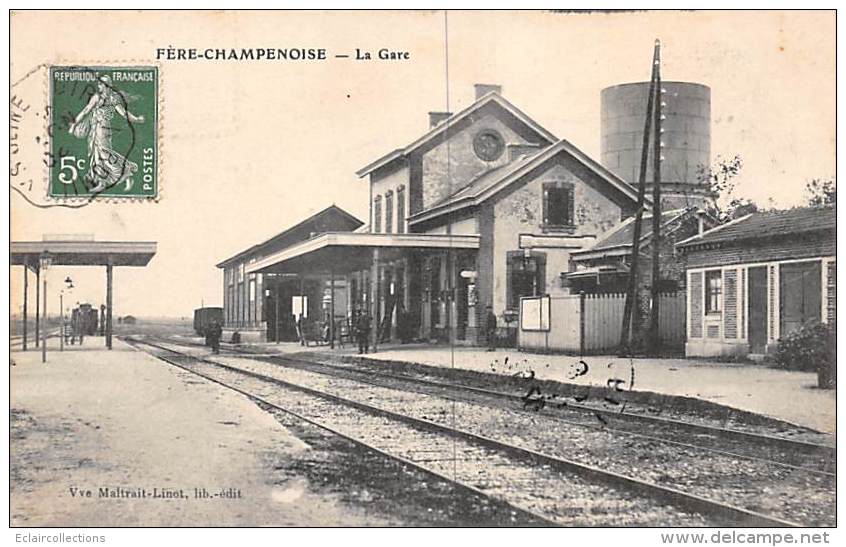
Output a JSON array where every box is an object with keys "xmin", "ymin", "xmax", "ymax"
[
  {"xmin": 409, "ymin": 138, "xmax": 647, "ymax": 226},
  {"xmin": 356, "ymin": 92, "xmax": 557, "ymax": 178},
  {"xmin": 675, "ymin": 212, "xmax": 754, "ymax": 247}
]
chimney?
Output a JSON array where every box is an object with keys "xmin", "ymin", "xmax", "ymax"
[
  {"xmin": 507, "ymin": 142, "xmax": 541, "ymax": 162},
  {"xmin": 428, "ymin": 111, "xmax": 452, "ymax": 128},
  {"xmin": 695, "ymin": 208, "xmax": 707, "ymax": 235},
  {"xmin": 474, "ymin": 83, "xmax": 502, "ymax": 100}
]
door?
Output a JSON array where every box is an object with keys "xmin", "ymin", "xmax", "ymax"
[
  {"xmin": 780, "ymin": 261, "xmax": 821, "ymax": 337},
  {"xmin": 265, "ymin": 293, "xmax": 277, "ymax": 342},
  {"xmin": 748, "ymin": 266, "xmax": 768, "ymax": 353},
  {"xmin": 429, "ymin": 256, "xmax": 441, "ymax": 334},
  {"xmin": 456, "ymin": 277, "xmax": 469, "ymax": 340}
]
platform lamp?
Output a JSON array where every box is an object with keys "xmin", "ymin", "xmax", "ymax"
[
  {"xmin": 39, "ymin": 250, "xmax": 53, "ymax": 363},
  {"xmin": 59, "ymin": 277, "xmax": 74, "ymax": 352}
]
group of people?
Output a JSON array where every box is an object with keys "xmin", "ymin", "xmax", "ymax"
[
  {"xmin": 202, "ymin": 306, "xmax": 497, "ymax": 355},
  {"xmin": 63, "ymin": 317, "xmax": 85, "ymax": 346}
]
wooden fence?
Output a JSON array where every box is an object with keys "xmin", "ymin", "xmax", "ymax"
[{"xmin": 519, "ymin": 291, "xmax": 686, "ymax": 353}]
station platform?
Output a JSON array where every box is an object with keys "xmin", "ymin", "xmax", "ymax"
[
  {"xmin": 203, "ymin": 337, "xmax": 836, "ymax": 436},
  {"xmin": 9, "ymin": 338, "xmax": 393, "ymax": 526}
]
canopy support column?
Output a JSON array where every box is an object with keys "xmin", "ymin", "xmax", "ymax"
[
  {"xmin": 22, "ymin": 264, "xmax": 28, "ymax": 351},
  {"xmin": 329, "ymin": 269, "xmax": 336, "ymax": 349},
  {"xmin": 274, "ymin": 276, "xmax": 281, "ymax": 344},
  {"xmin": 106, "ymin": 258, "xmax": 113, "ymax": 350},
  {"xmin": 370, "ymin": 248, "xmax": 380, "ymax": 352},
  {"xmin": 41, "ymin": 269, "xmax": 47, "ymax": 363},
  {"xmin": 35, "ymin": 267, "xmax": 40, "ymax": 348}
]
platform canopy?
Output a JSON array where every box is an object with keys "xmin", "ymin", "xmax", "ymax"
[
  {"xmin": 11, "ymin": 240, "xmax": 157, "ymax": 269},
  {"xmin": 246, "ymin": 232, "xmax": 480, "ymax": 275}
]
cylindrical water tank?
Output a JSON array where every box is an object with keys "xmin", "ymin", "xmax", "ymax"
[{"xmin": 601, "ymin": 81, "xmax": 710, "ymax": 191}]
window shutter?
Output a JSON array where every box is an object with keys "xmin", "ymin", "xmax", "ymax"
[
  {"xmin": 542, "ymin": 185, "xmax": 550, "ymax": 226},
  {"xmin": 567, "ymin": 185, "xmax": 575, "ymax": 225},
  {"xmin": 506, "ymin": 255, "xmax": 514, "ymax": 309},
  {"xmin": 536, "ymin": 253, "xmax": 547, "ymax": 295}
]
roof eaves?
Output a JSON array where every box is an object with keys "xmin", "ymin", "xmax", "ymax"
[
  {"xmin": 355, "ymin": 149, "xmax": 405, "ymax": 178},
  {"xmin": 557, "ymin": 138, "xmax": 642, "ymax": 203},
  {"xmin": 216, "ymin": 205, "xmax": 363, "ymax": 268}
]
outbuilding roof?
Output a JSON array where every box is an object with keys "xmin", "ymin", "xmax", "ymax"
[
  {"xmin": 676, "ymin": 206, "xmax": 835, "ymax": 250},
  {"xmin": 578, "ymin": 208, "xmax": 690, "ymax": 252}
]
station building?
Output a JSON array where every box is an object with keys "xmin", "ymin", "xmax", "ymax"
[
  {"xmin": 216, "ymin": 205, "xmax": 363, "ymax": 342},
  {"xmin": 677, "ymin": 206, "xmax": 836, "ymax": 357},
  {"xmin": 221, "ymin": 84, "xmax": 660, "ymax": 346}
]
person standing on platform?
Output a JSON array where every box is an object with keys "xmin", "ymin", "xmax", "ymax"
[
  {"xmin": 208, "ymin": 320, "xmax": 222, "ymax": 355},
  {"xmin": 485, "ymin": 305, "xmax": 498, "ymax": 352},
  {"xmin": 355, "ymin": 309, "xmax": 371, "ymax": 354},
  {"xmin": 296, "ymin": 314, "xmax": 306, "ymax": 346}
]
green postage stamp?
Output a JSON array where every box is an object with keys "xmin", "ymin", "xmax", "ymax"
[{"xmin": 49, "ymin": 66, "xmax": 158, "ymax": 199}]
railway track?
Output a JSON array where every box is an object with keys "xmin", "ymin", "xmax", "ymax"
[
  {"xmin": 126, "ymin": 336, "xmax": 826, "ymax": 527},
  {"xmin": 159, "ymin": 336, "xmax": 836, "ymax": 473}
]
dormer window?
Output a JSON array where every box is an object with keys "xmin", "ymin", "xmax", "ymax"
[{"xmin": 542, "ymin": 182, "xmax": 575, "ymax": 232}]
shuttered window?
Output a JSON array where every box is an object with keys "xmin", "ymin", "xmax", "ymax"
[
  {"xmin": 385, "ymin": 191, "xmax": 393, "ymax": 234},
  {"xmin": 396, "ymin": 186, "xmax": 406, "ymax": 234},
  {"xmin": 373, "ymin": 196, "xmax": 382, "ymax": 233},
  {"xmin": 542, "ymin": 182, "xmax": 575, "ymax": 231}
]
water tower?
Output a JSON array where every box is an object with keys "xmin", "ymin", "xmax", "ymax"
[{"xmin": 600, "ymin": 81, "xmax": 711, "ymax": 209}]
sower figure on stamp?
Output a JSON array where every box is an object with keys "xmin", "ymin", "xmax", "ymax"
[
  {"xmin": 355, "ymin": 308, "xmax": 372, "ymax": 354},
  {"xmin": 208, "ymin": 320, "xmax": 222, "ymax": 355},
  {"xmin": 485, "ymin": 305, "xmax": 498, "ymax": 352},
  {"xmin": 68, "ymin": 75, "xmax": 145, "ymax": 192}
]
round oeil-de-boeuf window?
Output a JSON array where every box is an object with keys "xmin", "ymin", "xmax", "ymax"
[{"xmin": 473, "ymin": 129, "xmax": 505, "ymax": 161}]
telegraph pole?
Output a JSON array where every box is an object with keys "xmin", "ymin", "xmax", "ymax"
[
  {"xmin": 620, "ymin": 40, "xmax": 661, "ymax": 353},
  {"xmin": 648, "ymin": 41, "xmax": 664, "ymax": 352}
]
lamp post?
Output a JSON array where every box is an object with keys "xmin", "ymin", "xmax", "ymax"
[
  {"xmin": 39, "ymin": 251, "xmax": 52, "ymax": 363},
  {"xmin": 59, "ymin": 277, "xmax": 74, "ymax": 351}
]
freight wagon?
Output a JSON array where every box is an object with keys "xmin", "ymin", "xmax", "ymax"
[{"xmin": 194, "ymin": 307, "xmax": 224, "ymax": 336}]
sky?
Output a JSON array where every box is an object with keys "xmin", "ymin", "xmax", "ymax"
[{"xmin": 10, "ymin": 10, "xmax": 836, "ymax": 318}]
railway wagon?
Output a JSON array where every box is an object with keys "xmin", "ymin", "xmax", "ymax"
[
  {"xmin": 194, "ymin": 307, "xmax": 224, "ymax": 336},
  {"xmin": 72, "ymin": 303, "xmax": 100, "ymax": 336}
]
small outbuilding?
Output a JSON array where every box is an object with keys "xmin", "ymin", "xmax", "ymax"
[{"xmin": 676, "ymin": 206, "xmax": 835, "ymax": 358}]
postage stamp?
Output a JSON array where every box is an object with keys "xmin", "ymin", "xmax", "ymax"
[{"xmin": 48, "ymin": 65, "xmax": 158, "ymax": 199}]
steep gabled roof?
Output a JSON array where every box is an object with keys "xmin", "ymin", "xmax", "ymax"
[
  {"xmin": 356, "ymin": 91, "xmax": 558, "ymax": 178},
  {"xmin": 676, "ymin": 206, "xmax": 836, "ymax": 250},
  {"xmin": 216, "ymin": 204, "xmax": 363, "ymax": 268},
  {"xmin": 408, "ymin": 138, "xmax": 645, "ymax": 226}
]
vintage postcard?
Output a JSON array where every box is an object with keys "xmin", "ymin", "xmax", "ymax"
[{"xmin": 8, "ymin": 9, "xmax": 837, "ymax": 535}]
